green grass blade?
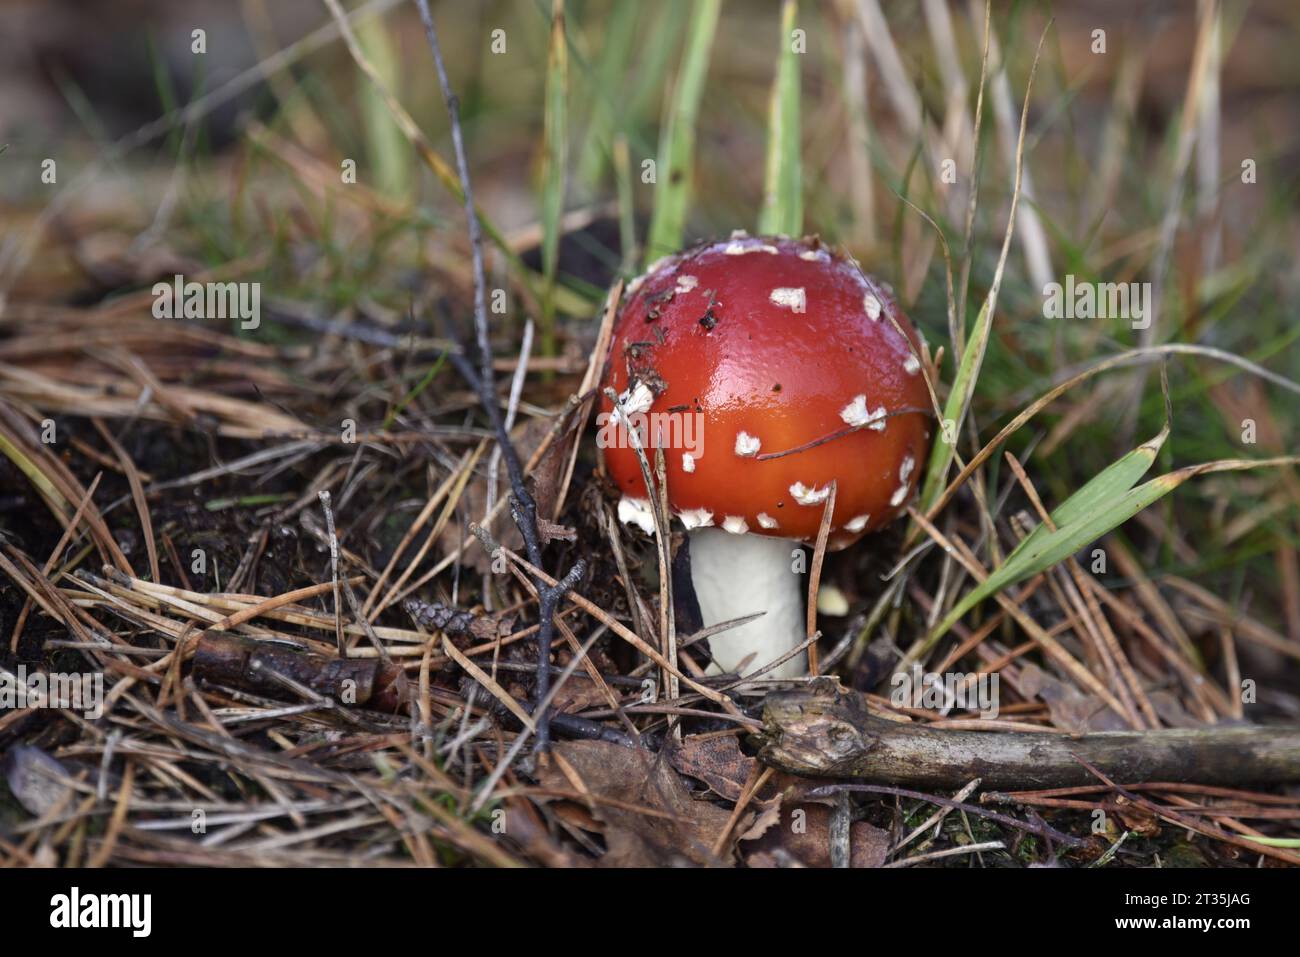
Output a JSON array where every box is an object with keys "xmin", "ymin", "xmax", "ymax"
[
  {"xmin": 576, "ymin": 0, "xmax": 640, "ymax": 190},
  {"xmin": 357, "ymin": 15, "xmax": 412, "ymax": 198},
  {"xmin": 645, "ymin": 0, "xmax": 722, "ymax": 262},
  {"xmin": 205, "ymin": 493, "xmax": 295, "ymax": 512},
  {"xmin": 1241, "ymin": 836, "xmax": 1300, "ymax": 848},
  {"xmin": 613, "ymin": 134, "xmax": 637, "ymax": 271},
  {"xmin": 928, "ymin": 454, "xmax": 1300, "ymax": 646},
  {"xmin": 540, "ymin": 0, "xmax": 569, "ymax": 364},
  {"xmin": 382, "ymin": 351, "xmax": 448, "ymax": 432},
  {"xmin": 629, "ymin": 0, "xmax": 690, "ymax": 121},
  {"xmin": 933, "ymin": 476, "xmax": 1173, "ymax": 644},
  {"xmin": 916, "ymin": 296, "xmax": 991, "ymax": 515},
  {"xmin": 757, "ymin": 0, "xmax": 802, "ymax": 236},
  {"xmin": 0, "ymin": 432, "xmax": 68, "ymax": 515},
  {"xmin": 1005, "ymin": 423, "xmax": 1168, "ymax": 563},
  {"xmin": 144, "ymin": 35, "xmax": 181, "ymax": 153}
]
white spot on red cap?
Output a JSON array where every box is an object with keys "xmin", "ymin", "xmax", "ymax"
[
  {"xmin": 735, "ymin": 431, "xmax": 761, "ymax": 457},
  {"xmin": 840, "ymin": 394, "xmax": 870, "ymax": 427},
  {"xmin": 799, "ymin": 248, "xmax": 830, "ymax": 262},
  {"xmin": 900, "ymin": 455, "xmax": 915, "ymax": 482},
  {"xmin": 682, "ymin": 453, "xmax": 696, "ymax": 473},
  {"xmin": 679, "ymin": 507, "xmax": 714, "ymax": 530},
  {"xmin": 722, "ymin": 515, "xmax": 749, "ymax": 534},
  {"xmin": 675, "ymin": 274, "xmax": 698, "ymax": 294},
  {"xmin": 617, "ymin": 496, "xmax": 655, "ymax": 535},
  {"xmin": 844, "ymin": 513, "xmax": 871, "ymax": 533},
  {"xmin": 612, "ymin": 381, "xmax": 654, "ymax": 426},
  {"xmin": 645, "ymin": 255, "xmax": 672, "ymax": 275},
  {"xmin": 842, "ymin": 395, "xmax": 888, "ymax": 431},
  {"xmin": 863, "ymin": 292, "xmax": 882, "ymax": 320},
  {"xmin": 724, "ymin": 240, "xmax": 778, "ymax": 256},
  {"xmin": 790, "ymin": 482, "xmax": 830, "ymax": 506},
  {"xmin": 769, "ymin": 287, "xmax": 806, "ymax": 312},
  {"xmin": 903, "ymin": 354, "xmax": 921, "ymax": 375},
  {"xmin": 756, "ymin": 512, "xmax": 778, "ymax": 530},
  {"xmin": 890, "ymin": 484, "xmax": 909, "ymax": 507}
]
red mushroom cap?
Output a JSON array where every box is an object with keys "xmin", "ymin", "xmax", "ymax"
[{"xmin": 599, "ymin": 233, "xmax": 932, "ymax": 549}]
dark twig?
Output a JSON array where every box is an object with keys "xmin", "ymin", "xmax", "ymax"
[
  {"xmin": 758, "ymin": 681, "xmax": 1300, "ymax": 788},
  {"xmin": 415, "ymin": 1, "xmax": 583, "ymax": 752},
  {"xmin": 414, "ymin": 1, "xmax": 489, "ymax": 387}
]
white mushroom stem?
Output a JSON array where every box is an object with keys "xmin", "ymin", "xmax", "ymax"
[{"xmin": 687, "ymin": 528, "xmax": 806, "ymax": 680}]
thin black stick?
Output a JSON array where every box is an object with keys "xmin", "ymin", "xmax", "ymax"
[
  {"xmin": 415, "ymin": 1, "xmax": 583, "ymax": 751},
  {"xmin": 414, "ymin": 1, "xmax": 489, "ymax": 390}
]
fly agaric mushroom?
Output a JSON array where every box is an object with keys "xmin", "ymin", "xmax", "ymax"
[{"xmin": 598, "ymin": 234, "xmax": 933, "ymax": 679}]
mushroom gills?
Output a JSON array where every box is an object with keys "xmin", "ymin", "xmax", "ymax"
[{"xmin": 687, "ymin": 527, "xmax": 806, "ymax": 680}]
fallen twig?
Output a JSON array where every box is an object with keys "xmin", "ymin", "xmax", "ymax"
[{"xmin": 756, "ymin": 680, "xmax": 1300, "ymax": 789}]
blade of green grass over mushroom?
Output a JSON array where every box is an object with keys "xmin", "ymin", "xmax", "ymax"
[
  {"xmin": 644, "ymin": 0, "xmax": 722, "ymax": 262},
  {"xmin": 540, "ymin": 0, "xmax": 569, "ymax": 367},
  {"xmin": 756, "ymin": 0, "xmax": 802, "ymax": 237}
]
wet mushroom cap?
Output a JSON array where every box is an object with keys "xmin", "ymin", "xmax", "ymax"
[{"xmin": 600, "ymin": 233, "xmax": 932, "ymax": 548}]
